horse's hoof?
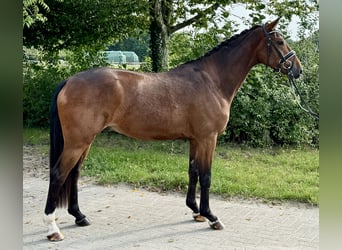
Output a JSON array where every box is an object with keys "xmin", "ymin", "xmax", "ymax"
[
  {"xmin": 192, "ymin": 213, "xmax": 206, "ymax": 222},
  {"xmin": 75, "ymin": 217, "xmax": 91, "ymax": 226},
  {"xmin": 47, "ymin": 232, "xmax": 64, "ymax": 241},
  {"xmin": 208, "ymin": 219, "xmax": 225, "ymax": 230}
]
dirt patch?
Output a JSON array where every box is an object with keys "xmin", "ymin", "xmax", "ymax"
[
  {"xmin": 23, "ymin": 145, "xmax": 49, "ymax": 180},
  {"xmin": 23, "ymin": 145, "xmax": 96, "ymax": 185}
]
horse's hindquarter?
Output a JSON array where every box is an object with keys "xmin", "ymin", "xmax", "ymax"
[{"xmin": 57, "ymin": 68, "xmax": 124, "ymax": 143}]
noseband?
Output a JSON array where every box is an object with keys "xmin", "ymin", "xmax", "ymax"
[{"xmin": 262, "ymin": 24, "xmax": 296, "ymax": 79}]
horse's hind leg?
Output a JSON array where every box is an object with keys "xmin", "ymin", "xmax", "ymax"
[
  {"xmin": 67, "ymin": 145, "xmax": 91, "ymax": 226},
  {"xmin": 44, "ymin": 161, "xmax": 66, "ymax": 241},
  {"xmin": 44, "ymin": 146, "xmax": 88, "ymax": 241}
]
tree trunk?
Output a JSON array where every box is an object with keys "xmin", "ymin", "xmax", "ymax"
[
  {"xmin": 149, "ymin": 0, "xmax": 169, "ymax": 72},
  {"xmin": 148, "ymin": 1, "xmax": 219, "ymax": 72}
]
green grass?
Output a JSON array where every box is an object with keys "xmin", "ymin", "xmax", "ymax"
[{"xmin": 23, "ymin": 128, "xmax": 319, "ymax": 205}]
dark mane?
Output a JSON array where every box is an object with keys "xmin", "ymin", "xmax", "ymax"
[{"xmin": 174, "ymin": 24, "xmax": 261, "ymax": 68}]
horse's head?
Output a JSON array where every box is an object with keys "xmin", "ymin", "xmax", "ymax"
[{"xmin": 257, "ymin": 18, "xmax": 303, "ymax": 79}]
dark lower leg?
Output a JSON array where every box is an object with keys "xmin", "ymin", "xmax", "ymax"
[
  {"xmin": 186, "ymin": 159, "xmax": 199, "ymax": 214},
  {"xmin": 67, "ymin": 164, "xmax": 90, "ymax": 226},
  {"xmin": 45, "ymin": 176, "xmax": 62, "ymax": 215},
  {"xmin": 199, "ymin": 172, "xmax": 217, "ymax": 222}
]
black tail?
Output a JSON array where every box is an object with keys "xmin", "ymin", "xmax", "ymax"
[{"xmin": 49, "ymin": 80, "xmax": 69, "ymax": 207}]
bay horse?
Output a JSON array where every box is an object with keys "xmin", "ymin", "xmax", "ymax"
[{"xmin": 43, "ymin": 18, "xmax": 302, "ymax": 241}]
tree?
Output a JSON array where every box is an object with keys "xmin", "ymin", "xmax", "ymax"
[
  {"xmin": 23, "ymin": 0, "xmax": 318, "ymax": 72},
  {"xmin": 23, "ymin": 0, "xmax": 50, "ymax": 28},
  {"xmin": 148, "ymin": 0, "xmax": 318, "ymax": 72},
  {"xmin": 168, "ymin": 28, "xmax": 225, "ymax": 68},
  {"xmin": 23, "ymin": 0, "xmax": 149, "ymax": 51},
  {"xmin": 149, "ymin": 0, "xmax": 222, "ymax": 71}
]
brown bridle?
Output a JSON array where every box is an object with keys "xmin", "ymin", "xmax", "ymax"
[{"xmin": 262, "ymin": 24, "xmax": 297, "ymax": 79}]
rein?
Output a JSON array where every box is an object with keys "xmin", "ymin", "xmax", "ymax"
[
  {"xmin": 288, "ymin": 77, "xmax": 319, "ymax": 120},
  {"xmin": 262, "ymin": 24, "xmax": 319, "ymax": 120}
]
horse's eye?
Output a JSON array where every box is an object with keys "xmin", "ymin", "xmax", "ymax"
[{"xmin": 276, "ymin": 41, "xmax": 284, "ymax": 46}]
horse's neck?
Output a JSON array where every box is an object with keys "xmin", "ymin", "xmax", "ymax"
[{"xmin": 200, "ymin": 32, "xmax": 260, "ymax": 103}]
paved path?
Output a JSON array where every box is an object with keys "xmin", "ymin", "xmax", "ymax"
[{"xmin": 23, "ymin": 176, "xmax": 318, "ymax": 250}]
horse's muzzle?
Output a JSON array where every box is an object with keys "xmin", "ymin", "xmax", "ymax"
[{"xmin": 291, "ymin": 66, "xmax": 302, "ymax": 79}]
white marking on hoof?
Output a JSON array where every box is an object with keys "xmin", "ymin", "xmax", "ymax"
[
  {"xmin": 47, "ymin": 232, "xmax": 64, "ymax": 241},
  {"xmin": 43, "ymin": 211, "xmax": 64, "ymax": 241},
  {"xmin": 208, "ymin": 219, "xmax": 225, "ymax": 230}
]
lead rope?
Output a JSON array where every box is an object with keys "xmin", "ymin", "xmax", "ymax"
[{"xmin": 287, "ymin": 74, "xmax": 319, "ymax": 120}]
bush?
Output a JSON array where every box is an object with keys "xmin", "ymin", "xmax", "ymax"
[
  {"xmin": 23, "ymin": 46, "xmax": 107, "ymax": 128},
  {"xmin": 23, "ymin": 58, "xmax": 67, "ymax": 127},
  {"xmin": 223, "ymin": 67, "xmax": 271, "ymax": 146}
]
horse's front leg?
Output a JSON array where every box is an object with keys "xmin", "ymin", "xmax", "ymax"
[
  {"xmin": 196, "ymin": 136, "xmax": 225, "ymax": 230},
  {"xmin": 198, "ymin": 167, "xmax": 224, "ymax": 230},
  {"xmin": 185, "ymin": 160, "xmax": 199, "ymax": 215},
  {"xmin": 186, "ymin": 140, "xmax": 206, "ymax": 222}
]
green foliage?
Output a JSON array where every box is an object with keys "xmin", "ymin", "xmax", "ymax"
[
  {"xmin": 107, "ymin": 33, "xmax": 150, "ymax": 62},
  {"xmin": 168, "ymin": 28, "xmax": 227, "ymax": 68},
  {"xmin": 23, "ymin": 0, "xmax": 149, "ymax": 51},
  {"xmin": 23, "ymin": 0, "xmax": 319, "ymax": 73},
  {"xmin": 148, "ymin": 0, "xmax": 318, "ymax": 71},
  {"xmin": 224, "ymin": 67, "xmax": 318, "ymax": 147},
  {"xmin": 224, "ymin": 67, "xmax": 272, "ymax": 146},
  {"xmin": 23, "ymin": 49, "xmax": 63, "ymax": 127},
  {"xmin": 23, "ymin": 0, "xmax": 50, "ymax": 28},
  {"xmin": 139, "ymin": 56, "xmax": 153, "ymax": 72},
  {"xmin": 245, "ymin": 0, "xmax": 318, "ymax": 27},
  {"xmin": 23, "ymin": 46, "xmax": 108, "ymax": 127},
  {"xmin": 63, "ymin": 46, "xmax": 109, "ymax": 73},
  {"xmin": 168, "ymin": 32, "xmax": 194, "ymax": 67},
  {"xmin": 23, "ymin": 63, "xmax": 64, "ymax": 128}
]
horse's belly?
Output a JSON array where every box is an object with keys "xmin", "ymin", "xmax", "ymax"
[{"xmin": 109, "ymin": 115, "xmax": 188, "ymax": 141}]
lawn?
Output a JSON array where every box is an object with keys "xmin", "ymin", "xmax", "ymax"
[{"xmin": 23, "ymin": 128, "xmax": 319, "ymax": 205}]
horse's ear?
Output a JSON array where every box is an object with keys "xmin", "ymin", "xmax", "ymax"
[{"xmin": 265, "ymin": 17, "xmax": 281, "ymax": 31}]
